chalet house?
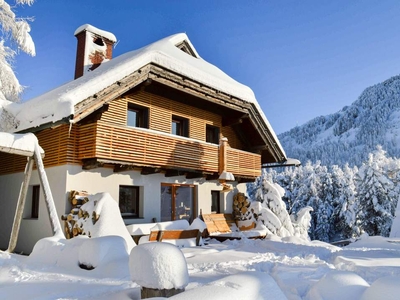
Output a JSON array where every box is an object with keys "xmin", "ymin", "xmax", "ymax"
[{"xmin": 0, "ymin": 24, "xmax": 288, "ymax": 253}]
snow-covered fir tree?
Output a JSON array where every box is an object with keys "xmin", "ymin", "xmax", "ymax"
[
  {"xmin": 246, "ymin": 174, "xmax": 312, "ymax": 240},
  {"xmin": 354, "ymin": 146, "xmax": 400, "ymax": 237},
  {"xmin": 334, "ymin": 164, "xmax": 358, "ymax": 239},
  {"xmin": 262, "ymin": 146, "xmax": 400, "ymax": 242}
]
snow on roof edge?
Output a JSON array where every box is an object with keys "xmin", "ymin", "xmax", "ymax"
[{"xmin": 0, "ymin": 132, "xmax": 44, "ymax": 156}]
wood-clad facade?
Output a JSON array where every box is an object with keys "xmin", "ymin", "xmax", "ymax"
[{"xmin": 0, "ymin": 87, "xmax": 261, "ymax": 180}]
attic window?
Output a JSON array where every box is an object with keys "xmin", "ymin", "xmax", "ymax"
[
  {"xmin": 175, "ymin": 40, "xmax": 197, "ymax": 58},
  {"xmin": 93, "ymin": 37, "xmax": 104, "ymax": 46}
]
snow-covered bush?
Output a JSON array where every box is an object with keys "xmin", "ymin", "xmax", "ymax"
[
  {"xmin": 247, "ymin": 178, "xmax": 312, "ymax": 240},
  {"xmin": 73, "ymin": 192, "xmax": 136, "ymax": 250}
]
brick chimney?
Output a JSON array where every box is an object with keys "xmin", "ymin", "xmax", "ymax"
[{"xmin": 74, "ymin": 24, "xmax": 117, "ymax": 79}]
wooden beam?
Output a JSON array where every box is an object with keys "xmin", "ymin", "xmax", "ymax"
[
  {"xmin": 113, "ymin": 164, "xmax": 135, "ymax": 173},
  {"xmin": 185, "ymin": 171, "xmax": 206, "ymax": 179},
  {"xmin": 82, "ymin": 158, "xmax": 104, "ymax": 170},
  {"xmin": 141, "ymin": 167, "xmax": 162, "ymax": 175},
  {"xmin": 165, "ymin": 169, "xmax": 183, "ymax": 177},
  {"xmin": 7, "ymin": 156, "xmax": 34, "ymax": 253},
  {"xmin": 222, "ymin": 114, "xmax": 248, "ymax": 127},
  {"xmin": 206, "ymin": 173, "xmax": 220, "ymax": 181}
]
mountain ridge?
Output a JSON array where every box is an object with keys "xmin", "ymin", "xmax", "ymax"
[{"xmin": 278, "ymin": 74, "xmax": 400, "ymax": 167}]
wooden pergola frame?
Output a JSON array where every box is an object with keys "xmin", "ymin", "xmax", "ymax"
[{"xmin": 0, "ymin": 135, "xmax": 64, "ymax": 253}]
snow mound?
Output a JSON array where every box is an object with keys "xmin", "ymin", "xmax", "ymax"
[
  {"xmin": 169, "ymin": 271, "xmax": 286, "ymax": 300},
  {"xmin": 151, "ymin": 219, "xmax": 189, "ymax": 230},
  {"xmin": 28, "ymin": 235, "xmax": 130, "ymax": 274},
  {"xmin": 29, "ymin": 236, "xmax": 88, "ymax": 269},
  {"xmin": 77, "ymin": 192, "xmax": 136, "ymax": 250},
  {"xmin": 361, "ymin": 276, "xmax": 400, "ymax": 300},
  {"xmin": 78, "ymin": 236, "xmax": 128, "ymax": 269},
  {"xmin": 187, "ymin": 217, "xmax": 207, "ymax": 232},
  {"xmin": 305, "ymin": 270, "xmax": 369, "ymax": 300},
  {"xmin": 129, "ymin": 242, "xmax": 189, "ymax": 290}
]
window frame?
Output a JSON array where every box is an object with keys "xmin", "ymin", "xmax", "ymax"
[
  {"xmin": 119, "ymin": 185, "xmax": 140, "ymax": 218},
  {"xmin": 206, "ymin": 124, "xmax": 220, "ymax": 144},
  {"xmin": 127, "ymin": 103, "xmax": 149, "ymax": 128},
  {"xmin": 211, "ymin": 190, "xmax": 221, "ymax": 213},
  {"xmin": 161, "ymin": 183, "xmax": 196, "ymax": 222},
  {"xmin": 171, "ymin": 115, "xmax": 189, "ymax": 137},
  {"xmin": 31, "ymin": 185, "xmax": 40, "ymax": 219}
]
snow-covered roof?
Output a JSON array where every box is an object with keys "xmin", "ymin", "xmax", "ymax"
[
  {"xmin": 0, "ymin": 132, "xmax": 43, "ymax": 156},
  {"xmin": 3, "ymin": 29, "xmax": 285, "ymax": 158}
]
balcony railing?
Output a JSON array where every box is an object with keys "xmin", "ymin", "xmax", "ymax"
[{"xmin": 78, "ymin": 121, "xmax": 261, "ymax": 178}]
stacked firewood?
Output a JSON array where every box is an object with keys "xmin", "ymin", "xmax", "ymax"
[
  {"xmin": 232, "ymin": 193, "xmax": 256, "ymax": 230},
  {"xmin": 232, "ymin": 192, "xmax": 251, "ymax": 221},
  {"xmin": 61, "ymin": 190, "xmax": 91, "ymax": 239}
]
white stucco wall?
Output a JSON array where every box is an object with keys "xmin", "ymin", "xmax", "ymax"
[
  {"xmin": 0, "ymin": 165, "xmax": 68, "ymax": 254},
  {"xmin": 0, "ymin": 163, "xmax": 244, "ymax": 253},
  {"xmin": 65, "ymin": 165, "xmax": 233, "ymax": 223}
]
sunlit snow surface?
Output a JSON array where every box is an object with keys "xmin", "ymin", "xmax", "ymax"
[{"xmin": 1, "ymin": 235, "xmax": 400, "ymax": 299}]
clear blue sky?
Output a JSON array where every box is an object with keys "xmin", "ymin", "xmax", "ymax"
[{"xmin": 14, "ymin": 0, "xmax": 400, "ymax": 134}]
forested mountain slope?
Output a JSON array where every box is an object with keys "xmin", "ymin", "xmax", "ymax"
[{"xmin": 278, "ymin": 75, "xmax": 400, "ymax": 166}]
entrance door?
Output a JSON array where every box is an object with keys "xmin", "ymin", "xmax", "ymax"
[{"xmin": 160, "ymin": 183, "xmax": 195, "ymax": 222}]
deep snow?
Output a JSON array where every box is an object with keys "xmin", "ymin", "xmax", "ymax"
[{"xmin": 1, "ymin": 234, "xmax": 400, "ymax": 299}]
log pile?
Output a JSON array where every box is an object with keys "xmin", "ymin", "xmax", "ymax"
[
  {"xmin": 61, "ymin": 190, "xmax": 92, "ymax": 239},
  {"xmin": 232, "ymin": 192, "xmax": 255, "ymax": 230},
  {"xmin": 232, "ymin": 192, "xmax": 251, "ymax": 220}
]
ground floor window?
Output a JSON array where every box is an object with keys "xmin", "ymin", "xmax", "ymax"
[
  {"xmin": 211, "ymin": 190, "xmax": 221, "ymax": 213},
  {"xmin": 119, "ymin": 185, "xmax": 140, "ymax": 218},
  {"xmin": 31, "ymin": 185, "xmax": 40, "ymax": 219},
  {"xmin": 160, "ymin": 183, "xmax": 195, "ymax": 222}
]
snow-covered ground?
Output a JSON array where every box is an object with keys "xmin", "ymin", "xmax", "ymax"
[{"xmin": 1, "ymin": 234, "xmax": 400, "ymax": 299}]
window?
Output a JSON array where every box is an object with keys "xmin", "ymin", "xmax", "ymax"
[
  {"xmin": 172, "ymin": 115, "xmax": 189, "ymax": 137},
  {"xmin": 211, "ymin": 190, "xmax": 220, "ymax": 213},
  {"xmin": 161, "ymin": 183, "xmax": 195, "ymax": 222},
  {"xmin": 31, "ymin": 185, "xmax": 40, "ymax": 219},
  {"xmin": 127, "ymin": 103, "xmax": 149, "ymax": 128},
  {"xmin": 119, "ymin": 186, "xmax": 140, "ymax": 218},
  {"xmin": 206, "ymin": 125, "xmax": 220, "ymax": 144}
]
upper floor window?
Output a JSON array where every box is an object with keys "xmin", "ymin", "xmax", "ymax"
[
  {"xmin": 206, "ymin": 125, "xmax": 220, "ymax": 144},
  {"xmin": 172, "ymin": 115, "xmax": 189, "ymax": 137},
  {"xmin": 127, "ymin": 103, "xmax": 149, "ymax": 128},
  {"xmin": 119, "ymin": 185, "xmax": 140, "ymax": 218}
]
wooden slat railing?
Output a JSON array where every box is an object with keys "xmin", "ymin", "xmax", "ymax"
[
  {"xmin": 226, "ymin": 148, "xmax": 261, "ymax": 178},
  {"xmin": 78, "ymin": 121, "xmax": 261, "ymax": 177}
]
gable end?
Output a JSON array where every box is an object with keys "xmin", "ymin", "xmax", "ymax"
[{"xmin": 175, "ymin": 40, "xmax": 198, "ymax": 58}]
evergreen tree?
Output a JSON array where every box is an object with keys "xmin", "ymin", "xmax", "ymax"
[
  {"xmin": 354, "ymin": 147, "xmax": 397, "ymax": 236},
  {"xmin": 336, "ymin": 164, "xmax": 358, "ymax": 238}
]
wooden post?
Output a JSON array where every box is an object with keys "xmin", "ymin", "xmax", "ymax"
[
  {"xmin": 33, "ymin": 143, "xmax": 64, "ymax": 238},
  {"xmin": 219, "ymin": 137, "xmax": 228, "ymax": 175},
  {"xmin": 7, "ymin": 156, "xmax": 34, "ymax": 253}
]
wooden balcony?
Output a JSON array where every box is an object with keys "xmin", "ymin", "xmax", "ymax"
[{"xmin": 78, "ymin": 121, "xmax": 261, "ymax": 178}]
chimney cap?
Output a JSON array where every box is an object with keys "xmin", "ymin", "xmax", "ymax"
[{"xmin": 74, "ymin": 24, "xmax": 117, "ymax": 42}]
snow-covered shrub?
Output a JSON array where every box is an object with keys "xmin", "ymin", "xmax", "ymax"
[
  {"xmin": 247, "ymin": 178, "xmax": 312, "ymax": 239},
  {"xmin": 74, "ymin": 192, "xmax": 136, "ymax": 250}
]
